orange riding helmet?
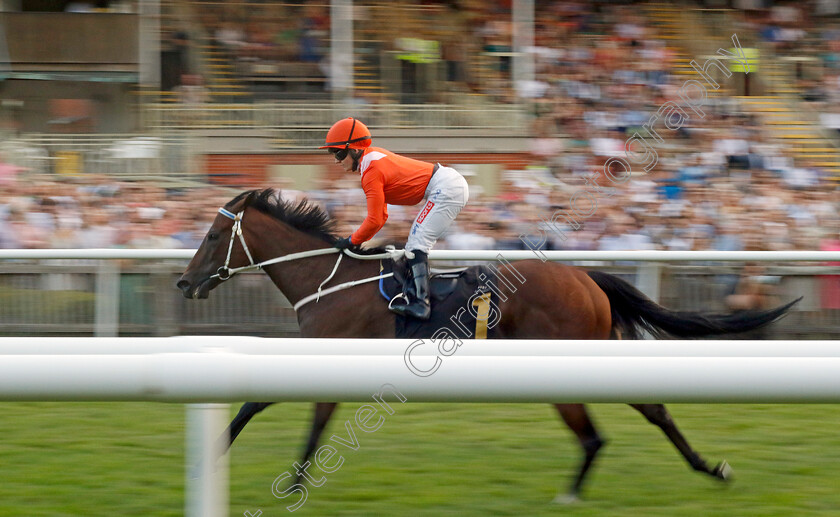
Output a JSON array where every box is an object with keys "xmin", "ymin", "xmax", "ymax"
[{"xmin": 319, "ymin": 117, "xmax": 372, "ymax": 150}]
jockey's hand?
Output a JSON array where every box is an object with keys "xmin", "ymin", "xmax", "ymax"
[{"xmin": 334, "ymin": 236, "xmax": 355, "ymax": 250}]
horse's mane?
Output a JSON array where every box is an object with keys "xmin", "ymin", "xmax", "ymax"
[{"xmin": 226, "ymin": 189, "xmax": 393, "ymax": 254}]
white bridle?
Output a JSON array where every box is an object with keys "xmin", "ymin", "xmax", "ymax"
[{"xmin": 211, "ymin": 207, "xmax": 401, "ymax": 311}]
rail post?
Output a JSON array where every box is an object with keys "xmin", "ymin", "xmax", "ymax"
[{"xmin": 185, "ymin": 403, "xmax": 230, "ymax": 517}]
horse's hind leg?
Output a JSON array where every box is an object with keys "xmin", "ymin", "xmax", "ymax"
[
  {"xmin": 294, "ymin": 402, "xmax": 339, "ymax": 485},
  {"xmin": 553, "ymin": 403, "xmax": 606, "ymax": 503},
  {"xmin": 630, "ymin": 404, "xmax": 732, "ymax": 481}
]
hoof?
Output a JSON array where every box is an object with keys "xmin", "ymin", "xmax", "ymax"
[
  {"xmin": 713, "ymin": 460, "xmax": 733, "ymax": 481},
  {"xmin": 552, "ymin": 493, "xmax": 580, "ymax": 505}
]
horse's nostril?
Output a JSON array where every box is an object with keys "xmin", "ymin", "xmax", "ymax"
[{"xmin": 176, "ymin": 279, "xmax": 190, "ymax": 291}]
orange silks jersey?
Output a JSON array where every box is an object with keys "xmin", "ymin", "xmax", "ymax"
[{"xmin": 350, "ymin": 147, "xmax": 434, "ymax": 245}]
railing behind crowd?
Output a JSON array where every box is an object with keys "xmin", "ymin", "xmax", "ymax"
[
  {"xmin": 139, "ymin": 102, "xmax": 530, "ymax": 144},
  {"xmin": 1, "ymin": 102, "xmax": 529, "ymax": 180},
  {"xmin": 0, "ymin": 262, "xmax": 836, "ymax": 339},
  {"xmin": 0, "ymin": 133, "xmax": 199, "ymax": 185}
]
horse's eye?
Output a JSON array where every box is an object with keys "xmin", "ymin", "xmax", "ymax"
[{"xmin": 208, "ymin": 232, "xmax": 219, "ymax": 241}]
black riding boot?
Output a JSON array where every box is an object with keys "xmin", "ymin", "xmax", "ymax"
[{"xmin": 390, "ymin": 250, "xmax": 431, "ymax": 320}]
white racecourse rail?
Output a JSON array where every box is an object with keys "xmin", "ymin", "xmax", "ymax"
[
  {"xmin": 3, "ymin": 248, "xmax": 840, "ymax": 261},
  {"xmin": 2, "ymin": 337, "xmax": 840, "ymax": 403}
]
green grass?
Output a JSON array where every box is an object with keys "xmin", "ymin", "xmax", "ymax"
[{"xmin": 2, "ymin": 402, "xmax": 840, "ymax": 516}]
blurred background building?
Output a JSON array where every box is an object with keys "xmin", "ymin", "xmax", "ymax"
[{"xmin": 0, "ymin": 0, "xmax": 838, "ymax": 337}]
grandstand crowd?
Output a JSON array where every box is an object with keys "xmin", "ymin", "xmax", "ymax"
[
  {"xmin": 1, "ymin": 0, "xmax": 838, "ymax": 258},
  {"xmin": 0, "ymin": 150, "xmax": 837, "ymax": 255},
  {"xmin": 169, "ymin": 0, "xmax": 840, "ymax": 106}
]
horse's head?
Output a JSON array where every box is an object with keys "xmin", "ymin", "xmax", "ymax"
[
  {"xmin": 178, "ymin": 188, "xmax": 347, "ymax": 300},
  {"xmin": 176, "ymin": 193, "xmax": 256, "ymax": 299}
]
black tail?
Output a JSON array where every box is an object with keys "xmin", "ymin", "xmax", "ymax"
[{"xmin": 586, "ymin": 270, "xmax": 800, "ymax": 339}]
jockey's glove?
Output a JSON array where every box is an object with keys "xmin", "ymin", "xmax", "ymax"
[{"xmin": 334, "ymin": 236, "xmax": 355, "ymax": 250}]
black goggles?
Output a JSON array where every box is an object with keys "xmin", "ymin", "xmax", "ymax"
[{"xmin": 329, "ymin": 148, "xmax": 349, "ymax": 161}]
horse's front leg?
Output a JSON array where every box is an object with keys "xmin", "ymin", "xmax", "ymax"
[
  {"xmin": 293, "ymin": 402, "xmax": 340, "ymax": 485},
  {"xmin": 188, "ymin": 402, "xmax": 274, "ymax": 479},
  {"xmin": 216, "ymin": 402, "xmax": 275, "ymax": 458}
]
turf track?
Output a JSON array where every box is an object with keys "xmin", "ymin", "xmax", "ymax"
[{"xmin": 2, "ymin": 402, "xmax": 840, "ymax": 516}]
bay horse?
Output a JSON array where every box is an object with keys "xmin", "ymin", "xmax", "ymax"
[{"xmin": 177, "ymin": 189, "xmax": 798, "ymax": 501}]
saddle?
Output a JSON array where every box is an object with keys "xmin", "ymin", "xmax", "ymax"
[{"xmin": 379, "ymin": 257, "xmax": 502, "ymax": 340}]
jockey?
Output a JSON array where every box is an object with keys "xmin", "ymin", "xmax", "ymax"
[{"xmin": 320, "ymin": 117, "xmax": 469, "ymax": 321}]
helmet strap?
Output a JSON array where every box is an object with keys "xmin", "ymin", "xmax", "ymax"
[
  {"xmin": 350, "ymin": 148, "xmax": 362, "ymax": 172},
  {"xmin": 347, "ymin": 118, "xmax": 357, "ymax": 143},
  {"xmin": 347, "ymin": 119, "xmax": 359, "ymax": 172}
]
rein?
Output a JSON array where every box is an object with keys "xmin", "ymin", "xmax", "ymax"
[{"xmin": 212, "ymin": 207, "xmax": 400, "ymax": 311}]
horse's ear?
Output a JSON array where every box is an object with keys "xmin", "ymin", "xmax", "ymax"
[
  {"xmin": 223, "ymin": 189, "xmax": 261, "ymax": 213},
  {"xmin": 239, "ymin": 189, "xmax": 265, "ymax": 210},
  {"xmin": 242, "ymin": 190, "xmax": 257, "ymax": 209}
]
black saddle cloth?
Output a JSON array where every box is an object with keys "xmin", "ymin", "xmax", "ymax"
[{"xmin": 380, "ymin": 258, "xmax": 502, "ymax": 340}]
